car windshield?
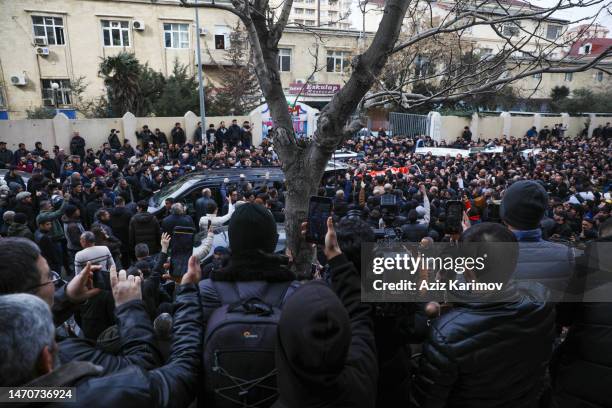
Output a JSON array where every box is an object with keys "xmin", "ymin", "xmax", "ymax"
[{"xmin": 151, "ymin": 179, "xmax": 198, "ymax": 207}]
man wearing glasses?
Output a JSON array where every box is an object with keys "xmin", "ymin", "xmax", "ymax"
[{"xmin": 0, "ymin": 237, "xmax": 100, "ymax": 325}]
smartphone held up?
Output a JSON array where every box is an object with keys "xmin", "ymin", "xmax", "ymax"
[{"xmin": 305, "ymin": 196, "xmax": 333, "ymax": 245}]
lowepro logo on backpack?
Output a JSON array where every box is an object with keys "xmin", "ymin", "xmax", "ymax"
[{"xmin": 242, "ymin": 330, "xmax": 259, "ymax": 339}]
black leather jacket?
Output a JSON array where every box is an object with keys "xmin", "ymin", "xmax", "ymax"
[
  {"xmin": 411, "ymin": 284, "xmax": 555, "ymax": 408},
  {"xmin": 39, "ymin": 284, "xmax": 202, "ymax": 408},
  {"xmin": 59, "ymin": 299, "xmax": 162, "ymax": 375}
]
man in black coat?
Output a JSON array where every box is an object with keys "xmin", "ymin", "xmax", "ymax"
[
  {"xmin": 226, "ymin": 119, "xmax": 242, "ymax": 149},
  {"xmin": 70, "ymin": 132, "xmax": 86, "ymax": 159},
  {"xmin": 40, "ymin": 151, "xmax": 58, "ymax": 177},
  {"xmin": 13, "ymin": 143, "xmax": 28, "ymax": 164},
  {"xmin": 0, "ymin": 141, "xmax": 13, "ymax": 168},
  {"xmin": 215, "ymin": 121, "xmax": 228, "ymax": 149},
  {"xmin": 108, "ymin": 129, "xmax": 122, "ymax": 151},
  {"xmin": 109, "ymin": 196, "xmax": 132, "ymax": 266},
  {"xmin": 136, "ymin": 125, "xmax": 156, "ymax": 148},
  {"xmin": 461, "ymin": 126, "xmax": 472, "ymax": 143},
  {"xmin": 161, "ymin": 203, "xmax": 194, "ymax": 234},
  {"xmin": 171, "ymin": 122, "xmax": 186, "ymax": 146},
  {"xmin": 4, "ymin": 165, "xmax": 26, "ymax": 190},
  {"xmin": 410, "ymin": 223, "xmax": 555, "ymax": 408},
  {"xmin": 155, "ymin": 128, "xmax": 169, "ymax": 146},
  {"xmin": 206, "ymin": 124, "xmax": 216, "ymax": 145},
  {"xmin": 552, "ymin": 218, "xmax": 612, "ymax": 408},
  {"xmin": 35, "ymin": 214, "xmax": 63, "ymax": 274},
  {"xmin": 31, "ymin": 141, "xmax": 46, "ymax": 157},
  {"xmin": 272, "ymin": 217, "xmax": 377, "ymax": 408},
  {"xmin": 121, "ymin": 140, "xmax": 136, "ymax": 158},
  {"xmin": 194, "ymin": 188, "xmax": 215, "ymax": 225},
  {"xmin": 129, "ymin": 201, "xmax": 161, "ymax": 257}
]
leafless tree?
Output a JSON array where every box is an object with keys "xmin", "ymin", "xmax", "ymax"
[{"xmin": 180, "ymin": 0, "xmax": 611, "ymax": 273}]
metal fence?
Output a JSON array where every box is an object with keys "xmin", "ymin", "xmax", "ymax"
[{"xmin": 389, "ymin": 112, "xmax": 430, "ymax": 137}]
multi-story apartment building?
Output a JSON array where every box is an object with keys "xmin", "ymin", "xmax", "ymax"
[
  {"xmin": 360, "ymin": 0, "xmax": 611, "ymax": 103},
  {"xmin": 563, "ymin": 23, "xmax": 610, "ymax": 42},
  {"xmin": 0, "ymin": 0, "xmax": 365, "ymax": 119},
  {"xmin": 275, "ymin": 0, "xmax": 355, "ymax": 29}
]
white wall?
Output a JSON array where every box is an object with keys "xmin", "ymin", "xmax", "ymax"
[{"xmin": 0, "ymin": 112, "xmax": 251, "ymax": 151}]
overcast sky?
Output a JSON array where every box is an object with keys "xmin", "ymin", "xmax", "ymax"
[{"xmin": 350, "ymin": 0, "xmax": 612, "ymax": 30}]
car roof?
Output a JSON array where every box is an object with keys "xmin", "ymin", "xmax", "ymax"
[{"xmin": 174, "ymin": 167, "xmax": 286, "ymax": 184}]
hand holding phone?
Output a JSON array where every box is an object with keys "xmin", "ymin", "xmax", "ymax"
[{"xmin": 305, "ymin": 196, "xmax": 333, "ymax": 245}]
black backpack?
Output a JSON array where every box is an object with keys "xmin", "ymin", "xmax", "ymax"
[{"xmin": 203, "ymin": 281, "xmax": 291, "ymax": 407}]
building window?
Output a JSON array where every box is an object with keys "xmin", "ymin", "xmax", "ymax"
[
  {"xmin": 327, "ymin": 50, "xmax": 350, "ymax": 73},
  {"xmin": 546, "ymin": 24, "xmax": 562, "ymax": 40},
  {"xmin": 305, "ymin": 0, "xmax": 315, "ymax": 3},
  {"xmin": 294, "ymin": 19, "xmax": 304, "ymax": 25},
  {"xmin": 214, "ymin": 25, "xmax": 231, "ymax": 50},
  {"xmin": 328, "ymin": 11, "xmax": 338, "ymax": 19},
  {"xmin": 596, "ymin": 71, "xmax": 604, "ymax": 82},
  {"xmin": 41, "ymin": 79, "xmax": 72, "ymax": 106},
  {"xmin": 304, "ymin": 20, "xmax": 316, "ymax": 26},
  {"xmin": 278, "ymin": 48, "xmax": 292, "ymax": 72},
  {"xmin": 583, "ymin": 43, "xmax": 592, "ymax": 54},
  {"xmin": 32, "ymin": 16, "xmax": 65, "ymax": 45},
  {"xmin": 502, "ymin": 23, "xmax": 520, "ymax": 37},
  {"xmin": 294, "ymin": 8, "xmax": 304, "ymax": 14},
  {"xmin": 305, "ymin": 8, "xmax": 315, "ymax": 15},
  {"xmin": 564, "ymin": 72, "xmax": 573, "ymax": 82},
  {"xmin": 533, "ymin": 73, "xmax": 542, "ymax": 79},
  {"xmin": 329, "ymin": 0, "xmax": 338, "ymax": 6},
  {"xmin": 102, "ymin": 20, "xmax": 130, "ymax": 47},
  {"xmin": 164, "ymin": 23, "xmax": 189, "ymax": 49}
]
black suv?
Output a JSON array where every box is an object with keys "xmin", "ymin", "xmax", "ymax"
[{"xmin": 148, "ymin": 167, "xmax": 285, "ymax": 216}]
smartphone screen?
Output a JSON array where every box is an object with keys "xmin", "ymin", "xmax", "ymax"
[
  {"xmin": 445, "ymin": 200, "xmax": 463, "ymax": 234},
  {"xmin": 306, "ymin": 196, "xmax": 333, "ymax": 245},
  {"xmin": 170, "ymin": 227, "xmax": 195, "ymax": 277}
]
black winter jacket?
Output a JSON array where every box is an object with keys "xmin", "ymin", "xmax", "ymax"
[
  {"xmin": 410, "ymin": 284, "xmax": 555, "ymax": 408},
  {"xmin": 59, "ymin": 299, "xmax": 162, "ymax": 375},
  {"xmin": 129, "ymin": 212, "xmax": 161, "ymax": 255},
  {"xmin": 15, "ymin": 284, "xmax": 202, "ymax": 408},
  {"xmin": 272, "ymin": 254, "xmax": 378, "ymax": 408},
  {"xmin": 161, "ymin": 214, "xmax": 195, "ymax": 235},
  {"xmin": 109, "ymin": 206, "xmax": 132, "ymax": 247},
  {"xmin": 551, "ymin": 238, "xmax": 612, "ymax": 408}
]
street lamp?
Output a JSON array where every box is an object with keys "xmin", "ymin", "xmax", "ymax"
[{"xmin": 50, "ymin": 82, "xmax": 60, "ymax": 114}]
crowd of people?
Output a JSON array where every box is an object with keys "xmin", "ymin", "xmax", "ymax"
[{"xmin": 0, "ymin": 118, "xmax": 610, "ymax": 408}]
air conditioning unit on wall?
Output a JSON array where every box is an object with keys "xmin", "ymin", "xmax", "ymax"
[
  {"xmin": 132, "ymin": 20, "xmax": 145, "ymax": 31},
  {"xmin": 11, "ymin": 74, "xmax": 28, "ymax": 86},
  {"xmin": 36, "ymin": 47, "xmax": 50, "ymax": 56}
]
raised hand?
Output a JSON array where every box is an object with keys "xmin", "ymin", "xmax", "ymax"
[
  {"xmin": 110, "ymin": 265, "xmax": 142, "ymax": 307},
  {"xmin": 161, "ymin": 232, "xmax": 171, "ymax": 253},
  {"xmin": 324, "ymin": 217, "xmax": 342, "ymax": 261},
  {"xmin": 66, "ymin": 262, "xmax": 102, "ymax": 303},
  {"xmin": 181, "ymin": 255, "xmax": 201, "ymax": 285}
]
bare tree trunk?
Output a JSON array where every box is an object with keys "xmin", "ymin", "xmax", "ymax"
[{"xmin": 183, "ymin": 0, "xmax": 411, "ymax": 275}]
